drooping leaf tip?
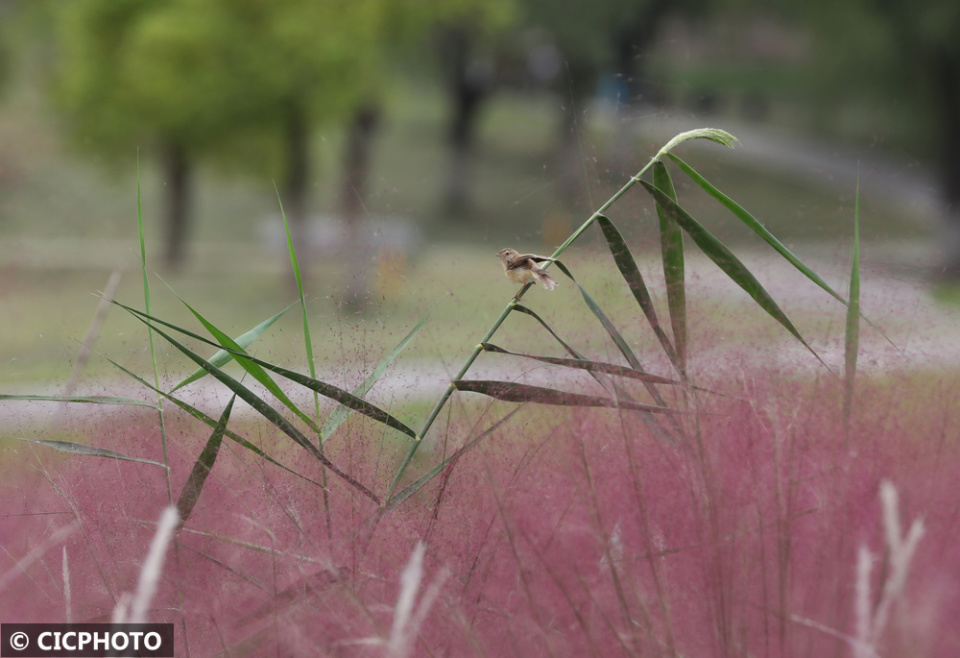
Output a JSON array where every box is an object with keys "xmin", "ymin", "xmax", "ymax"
[{"xmin": 657, "ymin": 128, "xmax": 739, "ymax": 159}]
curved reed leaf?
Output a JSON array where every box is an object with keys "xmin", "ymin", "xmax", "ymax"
[
  {"xmin": 121, "ymin": 310, "xmax": 381, "ymax": 504},
  {"xmin": 655, "ymin": 128, "xmax": 738, "ymax": 160},
  {"xmin": 481, "ymin": 343, "xmax": 682, "ymax": 386},
  {"xmin": 595, "ymin": 215, "xmax": 680, "ymax": 374},
  {"xmin": 113, "ymin": 301, "xmax": 418, "ymax": 443},
  {"xmin": 0, "ymin": 394, "xmax": 155, "ymax": 407},
  {"xmin": 176, "ymin": 396, "xmax": 233, "ymax": 526},
  {"xmin": 106, "ymin": 357, "xmax": 327, "ymax": 489},
  {"xmin": 165, "ymin": 288, "xmax": 320, "ymax": 435},
  {"xmin": 453, "ymin": 380, "xmax": 678, "ymax": 414},
  {"xmin": 640, "ymin": 180, "xmax": 831, "ymax": 372},
  {"xmin": 321, "ymin": 306, "xmax": 434, "ymax": 442},
  {"xmin": 653, "ymin": 162, "xmax": 687, "ymax": 375},
  {"xmin": 13, "ymin": 437, "xmax": 167, "ymax": 468},
  {"xmin": 170, "ymin": 304, "xmax": 294, "ymax": 393}
]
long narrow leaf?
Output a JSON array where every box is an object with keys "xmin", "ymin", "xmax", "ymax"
[
  {"xmin": 176, "ymin": 396, "xmax": 234, "ymax": 525},
  {"xmin": 170, "ymin": 305, "xmax": 294, "ymax": 392},
  {"xmin": 321, "ymin": 306, "xmax": 434, "ymax": 442},
  {"xmin": 105, "ymin": 357, "xmax": 327, "ymax": 489},
  {"xmin": 640, "ymin": 180, "xmax": 830, "ymax": 372},
  {"xmin": 481, "ymin": 343, "xmax": 682, "ymax": 386},
  {"xmin": 13, "ymin": 437, "xmax": 167, "ymax": 468},
  {"xmin": 0, "ymin": 394, "xmax": 155, "ymax": 408},
  {"xmin": 121, "ymin": 310, "xmax": 380, "ymax": 504},
  {"xmin": 653, "ymin": 162, "xmax": 687, "ymax": 374},
  {"xmin": 112, "ymin": 300, "xmax": 418, "ymax": 443},
  {"xmin": 453, "ymin": 380, "xmax": 678, "ymax": 414},
  {"xmin": 843, "ymin": 175, "xmax": 861, "ymax": 439},
  {"xmin": 596, "ymin": 214, "xmax": 681, "ymax": 374}
]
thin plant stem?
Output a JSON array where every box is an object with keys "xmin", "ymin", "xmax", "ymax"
[{"xmin": 137, "ymin": 157, "xmax": 173, "ymax": 505}]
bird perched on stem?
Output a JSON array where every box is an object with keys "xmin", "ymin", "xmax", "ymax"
[{"xmin": 497, "ymin": 248, "xmax": 559, "ymax": 299}]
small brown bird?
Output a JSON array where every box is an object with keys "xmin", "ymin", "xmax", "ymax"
[{"xmin": 497, "ymin": 248, "xmax": 559, "ymax": 299}]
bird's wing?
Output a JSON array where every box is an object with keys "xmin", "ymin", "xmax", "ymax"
[{"xmin": 508, "ymin": 253, "xmax": 554, "ymax": 268}]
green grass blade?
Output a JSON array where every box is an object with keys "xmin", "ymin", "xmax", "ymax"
[
  {"xmin": 653, "ymin": 162, "xmax": 687, "ymax": 375},
  {"xmin": 511, "ymin": 305, "xmax": 585, "ymax": 359},
  {"xmin": 640, "ymin": 180, "xmax": 831, "ymax": 373},
  {"xmin": 275, "ymin": 187, "xmax": 320, "ymax": 408},
  {"xmin": 169, "ymin": 304, "xmax": 295, "ymax": 392},
  {"xmin": 161, "ymin": 283, "xmax": 320, "ymax": 435},
  {"xmin": 120, "ymin": 309, "xmax": 380, "ymax": 504},
  {"xmin": 13, "ymin": 437, "xmax": 167, "ymax": 468},
  {"xmin": 0, "ymin": 394, "xmax": 156, "ymax": 407},
  {"xmin": 136, "ymin": 153, "xmax": 173, "ymax": 502},
  {"xmin": 384, "ymin": 406, "xmax": 525, "ymax": 512},
  {"xmin": 320, "ymin": 305, "xmax": 434, "ymax": 442},
  {"xmin": 480, "ymin": 343, "xmax": 682, "ymax": 386},
  {"xmin": 596, "ymin": 215, "xmax": 681, "ymax": 374},
  {"xmin": 105, "ymin": 356, "xmax": 327, "ymax": 489},
  {"xmin": 453, "ymin": 380, "xmax": 679, "ymax": 414},
  {"xmin": 176, "ymin": 395, "xmax": 234, "ymax": 526},
  {"xmin": 843, "ymin": 175, "xmax": 861, "ymax": 440}
]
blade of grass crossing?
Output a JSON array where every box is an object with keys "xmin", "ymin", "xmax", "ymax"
[
  {"xmin": 596, "ymin": 214, "xmax": 681, "ymax": 375},
  {"xmin": 161, "ymin": 283, "xmax": 321, "ymax": 435},
  {"xmin": 122, "ymin": 311, "xmax": 381, "ymax": 504},
  {"xmin": 105, "ymin": 356, "xmax": 327, "ymax": 489},
  {"xmin": 640, "ymin": 180, "xmax": 832, "ymax": 374},
  {"xmin": 176, "ymin": 396, "xmax": 234, "ymax": 525},
  {"xmin": 843, "ymin": 175, "xmax": 861, "ymax": 443},
  {"xmin": 136, "ymin": 156, "xmax": 173, "ymax": 503},
  {"xmin": 112, "ymin": 301, "xmax": 418, "ymax": 442},
  {"xmin": 170, "ymin": 304, "xmax": 294, "ymax": 392},
  {"xmin": 653, "ymin": 162, "xmax": 687, "ymax": 375}
]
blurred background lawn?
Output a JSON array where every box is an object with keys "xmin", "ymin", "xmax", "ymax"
[{"xmin": 0, "ymin": 0, "xmax": 953, "ymax": 389}]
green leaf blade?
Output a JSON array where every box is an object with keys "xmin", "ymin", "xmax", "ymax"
[
  {"xmin": 13, "ymin": 437, "xmax": 167, "ymax": 468},
  {"xmin": 653, "ymin": 161, "xmax": 687, "ymax": 374},
  {"xmin": 176, "ymin": 396, "xmax": 234, "ymax": 526},
  {"xmin": 453, "ymin": 380, "xmax": 679, "ymax": 414}
]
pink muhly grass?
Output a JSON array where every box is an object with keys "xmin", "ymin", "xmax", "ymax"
[{"xmin": 1, "ymin": 366, "xmax": 959, "ymax": 656}]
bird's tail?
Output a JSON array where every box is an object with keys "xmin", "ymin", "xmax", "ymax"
[{"xmin": 534, "ymin": 269, "xmax": 559, "ymax": 291}]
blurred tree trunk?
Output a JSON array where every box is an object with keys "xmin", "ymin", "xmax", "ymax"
[
  {"xmin": 440, "ymin": 27, "xmax": 493, "ymax": 216},
  {"xmin": 934, "ymin": 47, "xmax": 960, "ymax": 277},
  {"xmin": 283, "ymin": 96, "xmax": 311, "ymax": 281},
  {"xmin": 340, "ymin": 104, "xmax": 380, "ymax": 310},
  {"xmin": 161, "ymin": 140, "xmax": 191, "ymax": 269},
  {"xmin": 556, "ymin": 59, "xmax": 597, "ymax": 211},
  {"xmin": 608, "ymin": 0, "xmax": 672, "ymax": 174}
]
